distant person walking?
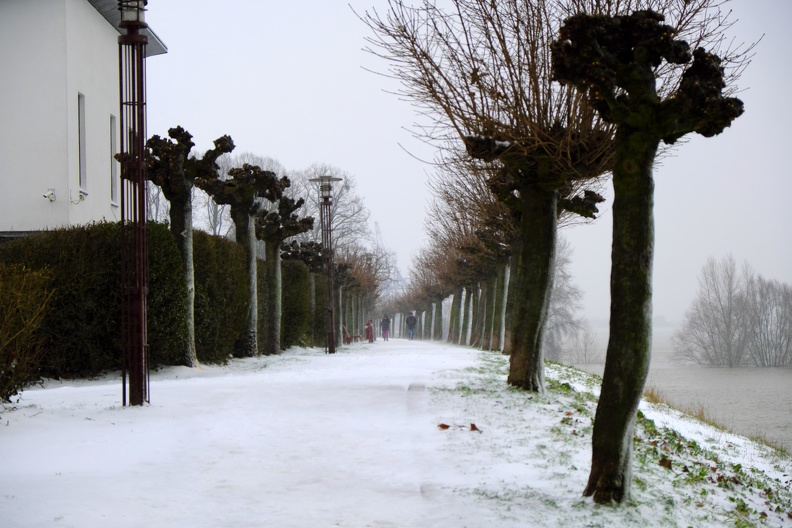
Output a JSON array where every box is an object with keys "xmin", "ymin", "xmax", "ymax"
[
  {"xmin": 405, "ymin": 312, "xmax": 417, "ymax": 341},
  {"xmin": 365, "ymin": 319, "xmax": 374, "ymax": 343},
  {"xmin": 380, "ymin": 316, "xmax": 390, "ymax": 341}
]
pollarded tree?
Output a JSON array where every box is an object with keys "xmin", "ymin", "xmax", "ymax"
[
  {"xmin": 146, "ymin": 127, "xmax": 235, "ymax": 367},
  {"xmin": 196, "ymin": 163, "xmax": 288, "ymax": 356},
  {"xmin": 551, "ymin": 9, "xmax": 745, "ymax": 504},
  {"xmin": 362, "ymin": 0, "xmax": 614, "ymax": 392},
  {"xmin": 255, "ymin": 193, "xmax": 314, "ymax": 356}
]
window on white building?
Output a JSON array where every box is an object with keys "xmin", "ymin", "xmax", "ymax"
[
  {"xmin": 110, "ymin": 115, "xmax": 118, "ymax": 205},
  {"xmin": 78, "ymin": 93, "xmax": 87, "ymax": 192}
]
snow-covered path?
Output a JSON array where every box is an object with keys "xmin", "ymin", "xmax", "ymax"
[
  {"xmin": 2, "ymin": 340, "xmax": 790, "ymax": 528},
  {"xmin": 2, "ymin": 341, "xmax": 508, "ymax": 527}
]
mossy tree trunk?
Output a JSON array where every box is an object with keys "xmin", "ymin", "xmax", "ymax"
[
  {"xmin": 502, "ymin": 247, "xmax": 520, "ymax": 356},
  {"xmin": 167, "ymin": 192, "xmax": 198, "ymax": 367},
  {"xmin": 447, "ymin": 287, "xmax": 463, "ymax": 343},
  {"xmin": 232, "ymin": 209, "xmax": 258, "ymax": 356},
  {"xmin": 433, "ymin": 299, "xmax": 443, "ymax": 341},
  {"xmin": 491, "ymin": 262, "xmax": 507, "ymax": 351},
  {"xmin": 262, "ymin": 241, "xmax": 282, "ymax": 356},
  {"xmin": 584, "ymin": 129, "xmax": 658, "ymax": 503},
  {"xmin": 460, "ymin": 284, "xmax": 474, "ymax": 346},
  {"xmin": 507, "ymin": 184, "xmax": 558, "ymax": 392},
  {"xmin": 470, "ymin": 280, "xmax": 485, "ymax": 348},
  {"xmin": 483, "ymin": 274, "xmax": 497, "ymax": 350}
]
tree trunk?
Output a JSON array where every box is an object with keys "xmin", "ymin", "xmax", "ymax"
[
  {"xmin": 507, "ymin": 185, "xmax": 558, "ymax": 392},
  {"xmin": 262, "ymin": 241, "xmax": 282, "ymax": 356},
  {"xmin": 433, "ymin": 299, "xmax": 443, "ymax": 341},
  {"xmin": 584, "ymin": 129, "xmax": 659, "ymax": 504},
  {"xmin": 168, "ymin": 192, "xmax": 198, "ymax": 367},
  {"xmin": 503, "ymin": 247, "xmax": 520, "ymax": 356},
  {"xmin": 461, "ymin": 284, "xmax": 474, "ymax": 346},
  {"xmin": 483, "ymin": 274, "xmax": 497, "ymax": 350},
  {"xmin": 232, "ymin": 209, "xmax": 258, "ymax": 356},
  {"xmin": 492, "ymin": 262, "xmax": 507, "ymax": 351},
  {"xmin": 448, "ymin": 287, "xmax": 463, "ymax": 343},
  {"xmin": 470, "ymin": 280, "xmax": 485, "ymax": 348},
  {"xmin": 416, "ymin": 309, "xmax": 424, "ymax": 340}
]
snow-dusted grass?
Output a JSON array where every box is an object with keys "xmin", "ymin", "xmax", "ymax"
[{"xmin": 2, "ymin": 340, "xmax": 790, "ymax": 527}]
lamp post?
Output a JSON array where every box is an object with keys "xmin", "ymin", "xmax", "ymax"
[
  {"xmin": 309, "ymin": 176, "xmax": 342, "ymax": 354},
  {"xmin": 118, "ymin": 0, "xmax": 149, "ymax": 406}
]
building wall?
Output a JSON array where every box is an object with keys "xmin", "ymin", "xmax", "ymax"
[{"xmin": 0, "ymin": 0, "xmax": 121, "ymax": 233}]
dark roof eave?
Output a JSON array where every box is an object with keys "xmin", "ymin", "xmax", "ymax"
[{"xmin": 87, "ymin": 0, "xmax": 168, "ymax": 57}]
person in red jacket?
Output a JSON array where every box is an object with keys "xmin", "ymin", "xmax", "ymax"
[{"xmin": 365, "ymin": 319, "xmax": 374, "ymax": 343}]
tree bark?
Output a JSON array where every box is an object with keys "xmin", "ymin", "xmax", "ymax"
[
  {"xmin": 168, "ymin": 193, "xmax": 198, "ymax": 367},
  {"xmin": 232, "ymin": 209, "xmax": 258, "ymax": 356},
  {"xmin": 503, "ymin": 247, "xmax": 520, "ymax": 356},
  {"xmin": 507, "ymin": 185, "xmax": 558, "ymax": 392},
  {"xmin": 470, "ymin": 281, "xmax": 485, "ymax": 348},
  {"xmin": 433, "ymin": 299, "xmax": 443, "ymax": 340},
  {"xmin": 262, "ymin": 241, "xmax": 282, "ymax": 356},
  {"xmin": 448, "ymin": 287, "xmax": 463, "ymax": 343},
  {"xmin": 461, "ymin": 284, "xmax": 474, "ymax": 346},
  {"xmin": 483, "ymin": 275, "xmax": 496, "ymax": 350},
  {"xmin": 492, "ymin": 262, "xmax": 507, "ymax": 352},
  {"xmin": 584, "ymin": 128, "xmax": 658, "ymax": 503}
]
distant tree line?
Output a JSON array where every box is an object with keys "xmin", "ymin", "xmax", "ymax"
[{"xmin": 673, "ymin": 255, "xmax": 791, "ymax": 367}]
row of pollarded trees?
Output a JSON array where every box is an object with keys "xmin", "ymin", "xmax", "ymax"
[
  {"xmin": 361, "ymin": 0, "xmax": 749, "ymax": 504},
  {"xmin": 143, "ymin": 129, "xmax": 395, "ymax": 362}
]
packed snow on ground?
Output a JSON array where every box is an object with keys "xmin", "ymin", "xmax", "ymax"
[{"xmin": 2, "ymin": 339, "xmax": 791, "ymax": 528}]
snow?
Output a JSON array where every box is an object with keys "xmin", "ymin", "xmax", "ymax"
[{"xmin": 2, "ymin": 340, "xmax": 790, "ymax": 527}]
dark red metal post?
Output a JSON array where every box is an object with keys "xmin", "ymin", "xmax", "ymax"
[
  {"xmin": 118, "ymin": 1, "xmax": 149, "ymax": 406},
  {"xmin": 310, "ymin": 177, "xmax": 342, "ymax": 354}
]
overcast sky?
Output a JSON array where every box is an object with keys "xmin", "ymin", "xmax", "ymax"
[{"xmin": 145, "ymin": 0, "xmax": 791, "ymax": 324}]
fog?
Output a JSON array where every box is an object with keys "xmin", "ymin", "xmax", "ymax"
[{"xmin": 146, "ymin": 0, "xmax": 791, "ymax": 324}]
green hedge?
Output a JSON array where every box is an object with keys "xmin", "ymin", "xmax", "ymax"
[
  {"xmin": 0, "ymin": 264, "xmax": 51, "ymax": 401},
  {"xmin": 193, "ymin": 230, "xmax": 248, "ymax": 363},
  {"xmin": 281, "ymin": 259, "xmax": 311, "ymax": 348},
  {"xmin": 0, "ymin": 222, "xmax": 188, "ymax": 377},
  {"xmin": 312, "ymin": 273, "xmax": 327, "ymax": 349},
  {"xmin": 0, "ymin": 222, "xmax": 321, "ymax": 387}
]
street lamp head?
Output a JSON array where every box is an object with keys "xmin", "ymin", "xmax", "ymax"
[
  {"xmin": 119, "ymin": 0, "xmax": 147, "ymax": 26},
  {"xmin": 309, "ymin": 176, "xmax": 343, "ymax": 201}
]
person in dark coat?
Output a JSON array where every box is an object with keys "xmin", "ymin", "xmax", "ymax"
[
  {"xmin": 405, "ymin": 312, "xmax": 417, "ymax": 341},
  {"xmin": 380, "ymin": 316, "xmax": 390, "ymax": 341}
]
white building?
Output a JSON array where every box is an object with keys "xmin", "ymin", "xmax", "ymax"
[{"xmin": 0, "ymin": 0, "xmax": 166, "ymax": 238}]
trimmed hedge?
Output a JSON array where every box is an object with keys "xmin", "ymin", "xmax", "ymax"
[
  {"xmin": 0, "ymin": 222, "xmax": 188, "ymax": 377},
  {"xmin": 0, "ymin": 264, "xmax": 51, "ymax": 401},
  {"xmin": 312, "ymin": 273, "xmax": 327, "ymax": 349},
  {"xmin": 0, "ymin": 222, "xmax": 321, "ymax": 390},
  {"xmin": 193, "ymin": 230, "xmax": 248, "ymax": 363},
  {"xmin": 281, "ymin": 259, "xmax": 311, "ymax": 348}
]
